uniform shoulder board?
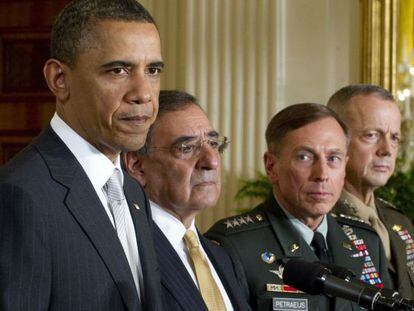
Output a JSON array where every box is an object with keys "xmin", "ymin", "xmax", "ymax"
[
  {"xmin": 333, "ymin": 213, "xmax": 375, "ymax": 232},
  {"xmin": 209, "ymin": 210, "xmax": 268, "ymax": 236},
  {"xmin": 333, "ymin": 212, "xmax": 366, "ymax": 224},
  {"xmin": 376, "ymin": 197, "xmax": 400, "ymax": 211}
]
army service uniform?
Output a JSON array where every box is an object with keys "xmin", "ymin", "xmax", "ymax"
[
  {"xmin": 206, "ymin": 195, "xmax": 392, "ymax": 311},
  {"xmin": 335, "ymin": 193, "xmax": 414, "ymax": 299}
]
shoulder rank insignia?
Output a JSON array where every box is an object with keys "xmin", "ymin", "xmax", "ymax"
[
  {"xmin": 338, "ymin": 213, "xmax": 366, "ymax": 224},
  {"xmin": 377, "ymin": 197, "xmax": 398, "ymax": 210},
  {"xmin": 343, "ymin": 199, "xmax": 358, "ymax": 214},
  {"xmin": 223, "ymin": 214, "xmax": 257, "ymax": 229}
]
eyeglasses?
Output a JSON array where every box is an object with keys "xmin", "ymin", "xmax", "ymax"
[{"xmin": 148, "ymin": 135, "xmax": 230, "ymax": 160}]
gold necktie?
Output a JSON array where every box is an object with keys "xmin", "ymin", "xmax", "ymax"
[{"xmin": 184, "ymin": 230, "xmax": 226, "ymax": 311}]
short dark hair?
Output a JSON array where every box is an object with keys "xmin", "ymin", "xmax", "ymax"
[
  {"xmin": 138, "ymin": 90, "xmax": 201, "ymax": 155},
  {"xmin": 50, "ymin": 0, "xmax": 156, "ymax": 67},
  {"xmin": 265, "ymin": 103, "xmax": 349, "ymax": 153},
  {"xmin": 327, "ymin": 84, "xmax": 395, "ymax": 118}
]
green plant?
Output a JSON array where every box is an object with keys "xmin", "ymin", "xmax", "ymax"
[{"xmin": 235, "ymin": 172, "xmax": 271, "ymax": 202}]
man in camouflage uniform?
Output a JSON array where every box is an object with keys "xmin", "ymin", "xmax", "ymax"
[
  {"xmin": 328, "ymin": 84, "xmax": 414, "ymax": 299},
  {"xmin": 206, "ymin": 103, "xmax": 391, "ymax": 310}
]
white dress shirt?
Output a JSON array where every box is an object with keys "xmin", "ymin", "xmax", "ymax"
[
  {"xmin": 150, "ymin": 201, "xmax": 234, "ymax": 311},
  {"xmin": 50, "ymin": 113, "xmax": 143, "ymax": 299}
]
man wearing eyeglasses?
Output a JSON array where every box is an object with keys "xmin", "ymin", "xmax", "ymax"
[{"xmin": 124, "ymin": 90, "xmax": 250, "ymax": 311}]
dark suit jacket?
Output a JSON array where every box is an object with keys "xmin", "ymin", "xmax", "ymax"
[
  {"xmin": 206, "ymin": 195, "xmax": 391, "ymax": 311},
  {"xmin": 153, "ymin": 223, "xmax": 250, "ymax": 310},
  {"xmin": 0, "ymin": 126, "xmax": 163, "ymax": 311}
]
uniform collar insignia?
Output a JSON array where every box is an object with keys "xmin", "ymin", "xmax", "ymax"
[{"xmin": 289, "ymin": 243, "xmax": 299, "ymax": 253}]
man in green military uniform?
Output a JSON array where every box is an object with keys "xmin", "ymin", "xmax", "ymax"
[
  {"xmin": 206, "ymin": 103, "xmax": 391, "ymax": 310},
  {"xmin": 328, "ymin": 84, "xmax": 414, "ymax": 299}
]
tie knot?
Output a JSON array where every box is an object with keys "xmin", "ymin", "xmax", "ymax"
[
  {"xmin": 311, "ymin": 231, "xmax": 331, "ymax": 263},
  {"xmin": 311, "ymin": 231, "xmax": 326, "ymax": 251},
  {"xmin": 105, "ymin": 169, "xmax": 124, "ymax": 203},
  {"xmin": 184, "ymin": 230, "xmax": 199, "ymax": 249}
]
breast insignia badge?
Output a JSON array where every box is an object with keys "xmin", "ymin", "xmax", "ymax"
[{"xmin": 261, "ymin": 251, "xmax": 276, "ymax": 264}]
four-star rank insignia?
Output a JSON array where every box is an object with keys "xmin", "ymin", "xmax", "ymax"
[{"xmin": 222, "ymin": 214, "xmax": 260, "ymax": 228}]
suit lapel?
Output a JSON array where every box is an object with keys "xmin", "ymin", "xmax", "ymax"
[
  {"xmin": 36, "ymin": 127, "xmax": 140, "ymax": 310},
  {"xmin": 153, "ymin": 224, "xmax": 207, "ymax": 311},
  {"xmin": 200, "ymin": 234, "xmax": 247, "ymax": 310},
  {"xmin": 124, "ymin": 175, "xmax": 163, "ymax": 311}
]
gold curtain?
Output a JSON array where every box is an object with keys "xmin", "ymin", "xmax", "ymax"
[
  {"xmin": 396, "ymin": 0, "xmax": 414, "ymax": 171},
  {"xmin": 361, "ymin": 0, "xmax": 414, "ymax": 171},
  {"xmin": 360, "ymin": 0, "xmax": 398, "ymax": 94}
]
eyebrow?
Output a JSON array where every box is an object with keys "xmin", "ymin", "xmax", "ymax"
[
  {"xmin": 149, "ymin": 61, "xmax": 165, "ymax": 69},
  {"xmin": 296, "ymin": 146, "xmax": 345, "ymax": 155},
  {"xmin": 207, "ymin": 130, "xmax": 219, "ymax": 138},
  {"xmin": 361, "ymin": 128, "xmax": 401, "ymax": 135},
  {"xmin": 171, "ymin": 135, "xmax": 199, "ymax": 146},
  {"xmin": 100, "ymin": 60, "xmax": 165, "ymax": 70},
  {"xmin": 101, "ymin": 60, "xmax": 133, "ymax": 69},
  {"xmin": 170, "ymin": 130, "xmax": 219, "ymax": 146}
]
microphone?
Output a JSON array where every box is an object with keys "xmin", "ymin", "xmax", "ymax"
[
  {"xmin": 313, "ymin": 261, "xmax": 414, "ymax": 311},
  {"xmin": 282, "ymin": 259, "xmax": 397, "ymax": 310}
]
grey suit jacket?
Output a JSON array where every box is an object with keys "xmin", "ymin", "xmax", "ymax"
[{"xmin": 0, "ymin": 126, "xmax": 163, "ymax": 311}]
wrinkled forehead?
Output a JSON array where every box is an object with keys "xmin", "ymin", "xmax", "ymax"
[
  {"xmin": 346, "ymin": 96, "xmax": 401, "ymax": 130},
  {"xmin": 151, "ymin": 106, "xmax": 215, "ymax": 144}
]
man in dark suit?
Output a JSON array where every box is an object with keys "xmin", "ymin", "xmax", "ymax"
[
  {"xmin": 0, "ymin": 1, "xmax": 164, "ymax": 310},
  {"xmin": 206, "ymin": 103, "xmax": 391, "ymax": 310},
  {"xmin": 328, "ymin": 84, "xmax": 414, "ymax": 298},
  {"xmin": 124, "ymin": 90, "xmax": 250, "ymax": 311}
]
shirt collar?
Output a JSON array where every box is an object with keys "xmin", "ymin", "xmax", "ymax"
[
  {"xmin": 274, "ymin": 192, "xmax": 328, "ymax": 246},
  {"xmin": 50, "ymin": 113, "xmax": 122, "ymax": 190},
  {"xmin": 341, "ymin": 189, "xmax": 378, "ymax": 222},
  {"xmin": 150, "ymin": 200, "xmax": 196, "ymax": 248}
]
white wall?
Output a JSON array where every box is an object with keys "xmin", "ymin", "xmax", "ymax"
[
  {"xmin": 279, "ymin": 0, "xmax": 360, "ymax": 107},
  {"xmin": 139, "ymin": 0, "xmax": 361, "ymax": 231}
]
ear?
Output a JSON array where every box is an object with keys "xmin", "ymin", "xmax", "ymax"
[
  {"xmin": 43, "ymin": 59, "xmax": 70, "ymax": 102},
  {"xmin": 123, "ymin": 152, "xmax": 147, "ymax": 187},
  {"xmin": 264, "ymin": 151, "xmax": 278, "ymax": 184}
]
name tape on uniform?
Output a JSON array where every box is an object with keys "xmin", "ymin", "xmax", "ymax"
[{"xmin": 273, "ymin": 298, "xmax": 308, "ymax": 311}]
